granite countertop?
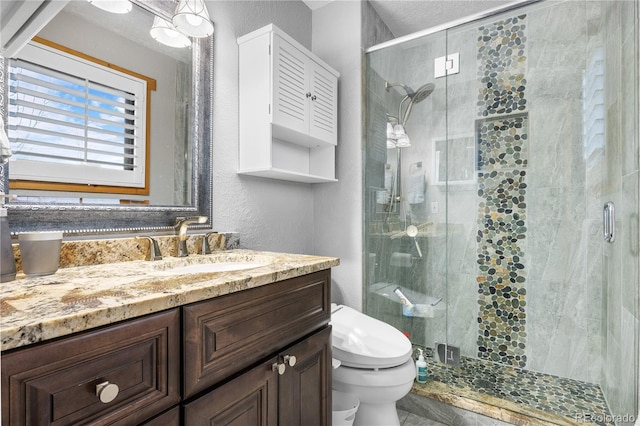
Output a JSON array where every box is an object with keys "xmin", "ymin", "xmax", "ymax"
[{"xmin": 0, "ymin": 249, "xmax": 339, "ymax": 351}]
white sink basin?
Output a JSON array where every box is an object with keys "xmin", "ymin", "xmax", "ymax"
[{"xmin": 161, "ymin": 261, "xmax": 269, "ymax": 275}]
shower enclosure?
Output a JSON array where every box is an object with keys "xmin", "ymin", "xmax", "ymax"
[{"xmin": 364, "ymin": 0, "xmax": 639, "ymax": 423}]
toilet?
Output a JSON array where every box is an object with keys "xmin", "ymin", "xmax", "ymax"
[{"xmin": 330, "ymin": 303, "xmax": 416, "ymax": 426}]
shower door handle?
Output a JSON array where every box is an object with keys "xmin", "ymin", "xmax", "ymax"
[{"xmin": 603, "ymin": 201, "xmax": 615, "ymax": 243}]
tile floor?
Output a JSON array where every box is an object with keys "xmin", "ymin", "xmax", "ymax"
[{"xmin": 398, "ymin": 409, "xmax": 447, "ymax": 426}]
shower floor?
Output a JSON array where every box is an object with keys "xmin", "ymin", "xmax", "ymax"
[{"xmin": 412, "ymin": 346, "xmax": 614, "ymax": 426}]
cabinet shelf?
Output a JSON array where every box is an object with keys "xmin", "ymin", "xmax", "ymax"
[
  {"xmin": 237, "ymin": 24, "xmax": 339, "ymax": 183},
  {"xmin": 239, "ymin": 167, "xmax": 338, "ymax": 183}
]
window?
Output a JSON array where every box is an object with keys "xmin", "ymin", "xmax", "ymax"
[{"xmin": 8, "ymin": 38, "xmax": 155, "ymax": 194}]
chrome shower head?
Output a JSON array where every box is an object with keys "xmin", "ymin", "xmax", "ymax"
[
  {"xmin": 410, "ymin": 83, "xmax": 435, "ymax": 104},
  {"xmin": 385, "ymin": 80, "xmax": 435, "ymax": 126},
  {"xmin": 401, "ymin": 82, "xmax": 435, "ymax": 126}
]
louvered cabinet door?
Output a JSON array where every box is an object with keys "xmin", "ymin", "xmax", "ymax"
[
  {"xmin": 272, "ymin": 35, "xmax": 309, "ymax": 137},
  {"xmin": 308, "ymin": 61, "xmax": 338, "ymax": 146}
]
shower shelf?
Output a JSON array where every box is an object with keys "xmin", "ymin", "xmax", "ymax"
[{"xmin": 370, "ymin": 283, "xmax": 445, "ymax": 319}]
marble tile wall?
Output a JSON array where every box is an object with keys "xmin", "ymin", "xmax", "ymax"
[{"xmin": 522, "ymin": 0, "xmax": 600, "ymax": 384}]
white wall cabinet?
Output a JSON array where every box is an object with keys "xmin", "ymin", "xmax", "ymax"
[{"xmin": 238, "ymin": 24, "xmax": 339, "ymax": 183}]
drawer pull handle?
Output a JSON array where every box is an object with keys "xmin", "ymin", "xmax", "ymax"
[
  {"xmin": 96, "ymin": 381, "xmax": 120, "ymax": 403},
  {"xmin": 272, "ymin": 362, "xmax": 286, "ymax": 375},
  {"xmin": 284, "ymin": 355, "xmax": 297, "ymax": 367}
]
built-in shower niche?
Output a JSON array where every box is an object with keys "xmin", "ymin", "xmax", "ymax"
[{"xmin": 370, "ymin": 282, "xmax": 445, "ymax": 319}]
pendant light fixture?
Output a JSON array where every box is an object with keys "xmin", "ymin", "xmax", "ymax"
[
  {"xmin": 172, "ymin": 0, "xmax": 214, "ymax": 38},
  {"xmin": 395, "ymin": 134, "xmax": 411, "ymax": 148},
  {"xmin": 87, "ymin": 0, "xmax": 132, "ymax": 14},
  {"xmin": 150, "ymin": 16, "xmax": 191, "ymax": 48}
]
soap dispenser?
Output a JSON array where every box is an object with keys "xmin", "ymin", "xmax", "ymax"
[
  {"xmin": 0, "ymin": 194, "xmax": 16, "ymax": 282},
  {"xmin": 415, "ymin": 348, "xmax": 427, "ymax": 384}
]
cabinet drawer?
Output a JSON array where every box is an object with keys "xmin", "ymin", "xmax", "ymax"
[
  {"xmin": 183, "ymin": 269, "xmax": 331, "ymax": 397},
  {"xmin": 1, "ymin": 309, "xmax": 180, "ymax": 426}
]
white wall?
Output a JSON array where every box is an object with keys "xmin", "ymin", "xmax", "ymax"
[
  {"xmin": 311, "ymin": 1, "xmax": 364, "ymax": 309},
  {"xmin": 207, "ymin": 1, "xmax": 317, "ymax": 254},
  {"xmin": 208, "ymin": 0, "xmax": 366, "ymax": 310}
]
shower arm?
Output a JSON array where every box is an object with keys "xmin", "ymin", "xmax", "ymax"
[{"xmin": 385, "ymin": 81, "xmax": 415, "ymax": 97}]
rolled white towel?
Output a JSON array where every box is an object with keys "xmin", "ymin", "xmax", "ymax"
[
  {"xmin": 390, "ymin": 252, "xmax": 412, "ymax": 267},
  {"xmin": 376, "ymin": 164, "xmax": 394, "ymax": 204},
  {"xmin": 407, "ymin": 163, "xmax": 425, "ymax": 204},
  {"xmin": 0, "ymin": 125, "xmax": 12, "ymax": 163}
]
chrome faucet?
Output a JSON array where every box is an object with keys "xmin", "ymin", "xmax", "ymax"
[
  {"xmin": 137, "ymin": 236, "xmax": 163, "ymax": 261},
  {"xmin": 175, "ymin": 216, "xmax": 207, "ymax": 257},
  {"xmin": 201, "ymin": 231, "xmax": 217, "ymax": 255}
]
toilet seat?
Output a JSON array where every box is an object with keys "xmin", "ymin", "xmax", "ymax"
[
  {"xmin": 333, "ymin": 358, "xmax": 416, "ymax": 388},
  {"xmin": 330, "ymin": 304, "xmax": 412, "ymax": 369}
]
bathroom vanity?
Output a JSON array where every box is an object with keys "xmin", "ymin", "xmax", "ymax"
[{"xmin": 0, "ymin": 250, "xmax": 338, "ymax": 425}]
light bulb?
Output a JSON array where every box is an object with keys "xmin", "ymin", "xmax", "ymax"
[
  {"xmin": 396, "ymin": 134, "xmax": 411, "ymax": 148},
  {"xmin": 150, "ymin": 17, "xmax": 191, "ymax": 48},
  {"xmin": 186, "ymin": 14, "xmax": 204, "ymax": 27},
  {"xmin": 87, "ymin": 0, "xmax": 132, "ymax": 14},
  {"xmin": 172, "ymin": 0, "xmax": 214, "ymax": 38},
  {"xmin": 386, "ymin": 123, "xmax": 394, "ymax": 139},
  {"xmin": 393, "ymin": 124, "xmax": 406, "ymax": 138}
]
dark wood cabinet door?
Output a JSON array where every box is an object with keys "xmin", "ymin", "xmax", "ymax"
[
  {"xmin": 1, "ymin": 309, "xmax": 180, "ymax": 426},
  {"xmin": 140, "ymin": 407, "xmax": 180, "ymax": 426},
  {"xmin": 278, "ymin": 326, "xmax": 331, "ymax": 426},
  {"xmin": 183, "ymin": 357, "xmax": 278, "ymax": 426},
  {"xmin": 183, "ymin": 269, "xmax": 331, "ymax": 398}
]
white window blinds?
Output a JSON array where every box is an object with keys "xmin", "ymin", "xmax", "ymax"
[{"xmin": 8, "ymin": 41, "xmax": 147, "ymax": 188}]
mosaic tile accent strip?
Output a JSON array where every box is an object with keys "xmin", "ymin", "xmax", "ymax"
[
  {"xmin": 476, "ymin": 168, "xmax": 528, "ymax": 367},
  {"xmin": 414, "ymin": 346, "xmax": 614, "ymax": 426},
  {"xmin": 477, "ymin": 15, "xmax": 527, "ymax": 117},
  {"xmin": 475, "ymin": 13, "xmax": 529, "ymax": 369},
  {"xmin": 476, "ymin": 113, "xmax": 528, "ymax": 171}
]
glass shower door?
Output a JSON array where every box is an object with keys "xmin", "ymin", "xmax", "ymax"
[
  {"xmin": 363, "ymin": 30, "xmax": 448, "ymax": 350},
  {"xmin": 443, "ymin": 0, "xmax": 638, "ymax": 420}
]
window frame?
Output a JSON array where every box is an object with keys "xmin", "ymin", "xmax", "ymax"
[{"xmin": 8, "ymin": 36, "xmax": 156, "ymax": 196}]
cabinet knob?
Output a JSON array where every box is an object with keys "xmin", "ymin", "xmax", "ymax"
[
  {"xmin": 272, "ymin": 362, "xmax": 286, "ymax": 375},
  {"xmin": 284, "ymin": 355, "xmax": 297, "ymax": 367},
  {"xmin": 306, "ymin": 92, "xmax": 312, "ymax": 98},
  {"xmin": 96, "ymin": 381, "xmax": 119, "ymax": 403},
  {"xmin": 311, "ymin": 95, "xmax": 317, "ymax": 101}
]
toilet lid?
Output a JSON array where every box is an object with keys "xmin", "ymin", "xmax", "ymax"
[{"xmin": 330, "ymin": 304, "xmax": 413, "ymax": 369}]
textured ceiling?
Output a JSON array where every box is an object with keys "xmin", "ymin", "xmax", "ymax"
[
  {"xmin": 368, "ymin": 0, "xmax": 515, "ymax": 37},
  {"xmin": 303, "ymin": 0, "xmax": 516, "ymax": 38}
]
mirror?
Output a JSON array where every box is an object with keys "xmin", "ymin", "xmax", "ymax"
[
  {"xmin": 432, "ymin": 135, "xmax": 476, "ymax": 185},
  {"xmin": 1, "ymin": 0, "xmax": 212, "ymax": 235}
]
